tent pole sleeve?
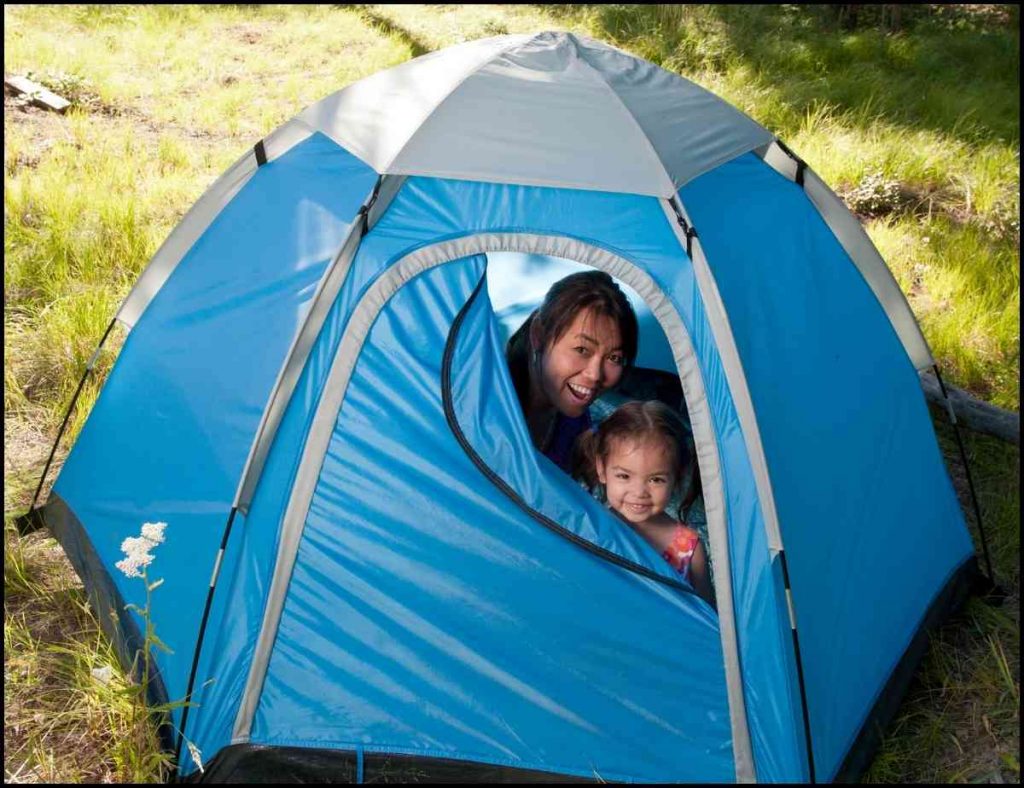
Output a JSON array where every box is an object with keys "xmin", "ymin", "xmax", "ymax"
[
  {"xmin": 666, "ymin": 193, "xmax": 829, "ymax": 780},
  {"xmin": 174, "ymin": 507, "xmax": 239, "ymax": 777},
  {"xmin": 663, "ymin": 197, "xmax": 784, "ymax": 555},
  {"xmin": 22, "ymin": 317, "xmax": 118, "ymax": 523},
  {"xmin": 661, "ymin": 198, "xmax": 759, "ymax": 782},
  {"xmin": 232, "ymin": 174, "xmax": 406, "ymax": 514},
  {"xmin": 933, "ymin": 365, "xmax": 996, "ymax": 582}
]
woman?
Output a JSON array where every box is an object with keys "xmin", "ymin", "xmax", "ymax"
[{"xmin": 506, "ymin": 270, "xmax": 639, "ymax": 473}]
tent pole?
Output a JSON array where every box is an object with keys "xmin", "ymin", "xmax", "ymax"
[
  {"xmin": 779, "ymin": 550, "xmax": 817, "ymax": 782},
  {"xmin": 231, "ymin": 174, "xmax": 403, "ymax": 515},
  {"xmin": 16, "ymin": 318, "xmax": 117, "ymax": 534},
  {"xmin": 174, "ymin": 506, "xmax": 239, "ymax": 777},
  {"xmin": 932, "ymin": 365, "xmax": 996, "ymax": 584}
]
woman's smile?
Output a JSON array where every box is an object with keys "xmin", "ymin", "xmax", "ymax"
[{"xmin": 566, "ymin": 381, "xmax": 595, "ymax": 405}]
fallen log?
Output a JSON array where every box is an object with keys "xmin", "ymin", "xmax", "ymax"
[
  {"xmin": 5, "ymin": 74, "xmax": 71, "ymax": 113},
  {"xmin": 920, "ymin": 370, "xmax": 1019, "ymax": 445}
]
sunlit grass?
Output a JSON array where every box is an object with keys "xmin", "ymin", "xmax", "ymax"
[
  {"xmin": 4, "ymin": 4, "xmax": 410, "ymax": 139},
  {"xmin": 870, "ymin": 217, "xmax": 1019, "ymax": 408},
  {"xmin": 3, "ymin": 528, "xmax": 172, "ymax": 783},
  {"xmin": 3, "ymin": 115, "xmax": 204, "ymax": 434}
]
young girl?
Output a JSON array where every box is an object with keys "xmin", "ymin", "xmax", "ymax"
[{"xmin": 574, "ymin": 400, "xmax": 715, "ymax": 608}]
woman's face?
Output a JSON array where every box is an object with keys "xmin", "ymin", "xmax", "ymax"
[{"xmin": 534, "ymin": 308, "xmax": 625, "ymax": 417}]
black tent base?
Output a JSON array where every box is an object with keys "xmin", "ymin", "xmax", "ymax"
[
  {"xmin": 188, "ymin": 746, "xmax": 593, "ymax": 784},
  {"xmin": 971, "ymin": 571, "xmax": 1009, "ymax": 607},
  {"xmin": 13, "ymin": 506, "xmax": 47, "ymax": 536}
]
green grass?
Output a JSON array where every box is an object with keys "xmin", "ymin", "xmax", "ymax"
[
  {"xmin": 4, "ymin": 518, "xmax": 172, "ymax": 783},
  {"xmin": 4, "ymin": 4, "xmax": 1019, "ymax": 783}
]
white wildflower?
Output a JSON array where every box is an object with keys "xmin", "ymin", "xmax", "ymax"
[
  {"xmin": 116, "ymin": 536, "xmax": 156, "ymax": 578},
  {"xmin": 187, "ymin": 741, "xmax": 204, "ymax": 774},
  {"xmin": 140, "ymin": 521, "xmax": 167, "ymax": 545},
  {"xmin": 91, "ymin": 665, "xmax": 114, "ymax": 686},
  {"xmin": 115, "ymin": 521, "xmax": 168, "ymax": 578}
]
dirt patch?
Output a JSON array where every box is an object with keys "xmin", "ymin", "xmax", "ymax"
[
  {"xmin": 838, "ymin": 175, "xmax": 1019, "ymax": 247},
  {"xmin": 4, "ymin": 77, "xmax": 233, "ymax": 174},
  {"xmin": 3, "ymin": 92, "xmax": 76, "ymax": 173},
  {"xmin": 229, "ymin": 23, "xmax": 263, "ymax": 45}
]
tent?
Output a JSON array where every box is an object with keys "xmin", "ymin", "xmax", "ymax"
[{"xmin": 29, "ymin": 31, "xmax": 980, "ymax": 783}]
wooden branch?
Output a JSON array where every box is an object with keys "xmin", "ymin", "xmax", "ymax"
[
  {"xmin": 920, "ymin": 370, "xmax": 1019, "ymax": 445},
  {"xmin": 5, "ymin": 75, "xmax": 71, "ymax": 113}
]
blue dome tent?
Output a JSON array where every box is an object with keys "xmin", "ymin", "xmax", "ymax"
[{"xmin": 26, "ymin": 31, "xmax": 980, "ymax": 782}]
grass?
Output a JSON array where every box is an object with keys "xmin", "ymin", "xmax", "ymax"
[
  {"xmin": 3, "ymin": 3, "xmax": 1019, "ymax": 783},
  {"xmin": 3, "ymin": 521, "xmax": 172, "ymax": 783}
]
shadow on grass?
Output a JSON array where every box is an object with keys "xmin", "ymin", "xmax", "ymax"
[
  {"xmin": 340, "ymin": 5, "xmax": 433, "ymax": 58},
  {"xmin": 559, "ymin": 5, "xmax": 1019, "ymax": 146}
]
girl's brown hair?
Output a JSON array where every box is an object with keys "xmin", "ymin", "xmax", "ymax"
[
  {"xmin": 505, "ymin": 270, "xmax": 639, "ymax": 411},
  {"xmin": 572, "ymin": 400, "xmax": 695, "ymax": 512}
]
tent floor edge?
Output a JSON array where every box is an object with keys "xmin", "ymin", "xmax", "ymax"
[
  {"xmin": 833, "ymin": 556, "xmax": 981, "ymax": 783},
  {"xmin": 189, "ymin": 745, "xmax": 597, "ymax": 784}
]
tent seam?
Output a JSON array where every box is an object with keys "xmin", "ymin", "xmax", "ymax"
[
  {"xmin": 382, "ymin": 33, "xmax": 544, "ymax": 174},
  {"xmin": 569, "ymin": 34, "xmax": 677, "ymax": 199}
]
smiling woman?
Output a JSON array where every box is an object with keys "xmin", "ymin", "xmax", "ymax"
[{"xmin": 504, "ymin": 270, "xmax": 639, "ymax": 473}]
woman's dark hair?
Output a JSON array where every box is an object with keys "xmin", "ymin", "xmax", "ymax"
[
  {"xmin": 572, "ymin": 400, "xmax": 693, "ymax": 515},
  {"xmin": 505, "ymin": 270, "xmax": 639, "ymax": 411}
]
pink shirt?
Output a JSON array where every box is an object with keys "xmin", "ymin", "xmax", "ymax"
[{"xmin": 661, "ymin": 524, "xmax": 700, "ymax": 584}]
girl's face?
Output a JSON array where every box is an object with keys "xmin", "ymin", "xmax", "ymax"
[
  {"xmin": 534, "ymin": 308, "xmax": 625, "ymax": 418},
  {"xmin": 596, "ymin": 436, "xmax": 677, "ymax": 525}
]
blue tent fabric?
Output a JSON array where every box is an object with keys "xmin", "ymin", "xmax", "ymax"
[
  {"xmin": 182, "ymin": 173, "xmax": 803, "ymax": 780},
  {"xmin": 52, "ymin": 133, "xmax": 377, "ymax": 721},
  {"xmin": 680, "ymin": 153, "xmax": 975, "ymax": 779},
  {"xmin": 247, "ymin": 256, "xmax": 731, "ymax": 781},
  {"xmin": 41, "ymin": 55, "xmax": 976, "ymax": 784}
]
